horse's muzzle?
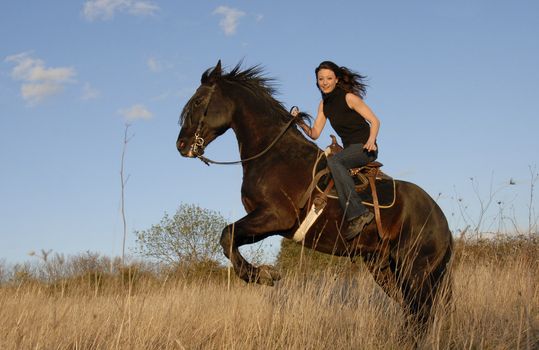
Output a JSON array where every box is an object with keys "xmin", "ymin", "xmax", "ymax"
[
  {"xmin": 177, "ymin": 137, "xmax": 204, "ymax": 158},
  {"xmin": 176, "ymin": 138, "xmax": 193, "ymax": 157}
]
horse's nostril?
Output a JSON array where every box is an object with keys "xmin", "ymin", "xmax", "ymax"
[{"xmin": 177, "ymin": 139, "xmax": 186, "ymax": 152}]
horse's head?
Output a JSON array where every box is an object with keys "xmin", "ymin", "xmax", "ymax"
[{"xmin": 176, "ymin": 60, "xmax": 235, "ymax": 158}]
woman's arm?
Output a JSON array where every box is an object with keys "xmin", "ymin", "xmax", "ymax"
[
  {"xmin": 295, "ymin": 101, "xmax": 327, "ymax": 140},
  {"xmin": 345, "ymin": 93, "xmax": 380, "ymax": 152}
]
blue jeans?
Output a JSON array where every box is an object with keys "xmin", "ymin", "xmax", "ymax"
[{"xmin": 327, "ymin": 143, "xmax": 377, "ymax": 221}]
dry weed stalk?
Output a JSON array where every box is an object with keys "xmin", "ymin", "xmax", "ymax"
[{"xmin": 1, "ymin": 237, "xmax": 537, "ymax": 349}]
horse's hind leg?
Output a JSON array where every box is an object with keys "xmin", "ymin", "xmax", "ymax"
[
  {"xmin": 363, "ymin": 254, "xmax": 403, "ymax": 305},
  {"xmin": 398, "ymin": 245, "xmax": 453, "ymax": 332},
  {"xmin": 400, "ymin": 277, "xmax": 435, "ymax": 330}
]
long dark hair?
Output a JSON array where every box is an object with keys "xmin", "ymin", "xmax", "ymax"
[{"xmin": 315, "ymin": 61, "xmax": 368, "ymax": 98}]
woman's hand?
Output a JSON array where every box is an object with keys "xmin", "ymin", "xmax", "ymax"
[{"xmin": 363, "ymin": 138, "xmax": 377, "ymax": 152}]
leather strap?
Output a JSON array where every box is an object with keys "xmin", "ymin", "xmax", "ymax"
[
  {"xmin": 367, "ymin": 168, "xmax": 385, "ymax": 240},
  {"xmin": 313, "ymin": 179, "xmax": 334, "ymax": 211},
  {"xmin": 367, "ymin": 169, "xmax": 391, "ymax": 265}
]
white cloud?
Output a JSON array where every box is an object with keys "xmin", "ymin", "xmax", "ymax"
[
  {"xmin": 21, "ymin": 83, "xmax": 63, "ymax": 104},
  {"xmin": 128, "ymin": 1, "xmax": 159, "ymax": 16},
  {"xmin": 147, "ymin": 57, "xmax": 162, "ymax": 72},
  {"xmin": 147, "ymin": 58, "xmax": 160, "ymax": 72},
  {"xmin": 5, "ymin": 52, "xmax": 76, "ymax": 104},
  {"xmin": 147, "ymin": 56, "xmax": 173, "ymax": 73},
  {"xmin": 83, "ymin": 0, "xmax": 159, "ymax": 21},
  {"xmin": 213, "ymin": 6, "xmax": 246, "ymax": 36},
  {"xmin": 119, "ymin": 104, "xmax": 153, "ymax": 121},
  {"xmin": 28, "ymin": 66, "xmax": 74, "ymax": 82},
  {"xmin": 82, "ymin": 83, "xmax": 100, "ymax": 100}
]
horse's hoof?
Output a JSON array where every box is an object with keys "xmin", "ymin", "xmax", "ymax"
[{"xmin": 256, "ymin": 265, "xmax": 281, "ymax": 286}]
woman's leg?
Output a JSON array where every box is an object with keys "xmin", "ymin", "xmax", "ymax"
[{"xmin": 327, "ymin": 143, "xmax": 376, "ymax": 221}]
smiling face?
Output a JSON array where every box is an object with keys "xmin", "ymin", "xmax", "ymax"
[{"xmin": 316, "ymin": 68, "xmax": 339, "ymax": 94}]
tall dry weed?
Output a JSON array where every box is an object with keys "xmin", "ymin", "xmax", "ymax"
[{"xmin": 1, "ymin": 237, "xmax": 538, "ymax": 349}]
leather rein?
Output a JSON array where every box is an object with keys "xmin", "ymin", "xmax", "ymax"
[{"xmin": 189, "ymin": 84, "xmax": 297, "ymax": 166}]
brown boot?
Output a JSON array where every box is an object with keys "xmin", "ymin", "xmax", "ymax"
[{"xmin": 344, "ymin": 211, "xmax": 374, "ymax": 240}]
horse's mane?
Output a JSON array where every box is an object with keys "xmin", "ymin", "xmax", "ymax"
[
  {"xmin": 217, "ymin": 63, "xmax": 289, "ymax": 119},
  {"xmin": 180, "ymin": 63, "xmax": 312, "ymax": 127},
  {"xmin": 206, "ymin": 63, "xmax": 277, "ymax": 97},
  {"xmin": 223, "ymin": 61, "xmax": 313, "ymax": 124}
]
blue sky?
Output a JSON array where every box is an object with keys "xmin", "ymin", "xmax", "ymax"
[{"xmin": 1, "ymin": 0, "xmax": 538, "ymax": 264}]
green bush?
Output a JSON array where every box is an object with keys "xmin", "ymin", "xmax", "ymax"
[{"xmin": 134, "ymin": 203, "xmax": 227, "ymax": 267}]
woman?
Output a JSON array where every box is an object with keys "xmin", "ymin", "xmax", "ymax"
[{"xmin": 293, "ymin": 61, "xmax": 380, "ymax": 240}]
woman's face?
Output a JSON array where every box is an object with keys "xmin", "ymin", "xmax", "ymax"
[{"xmin": 317, "ymin": 68, "xmax": 338, "ymax": 94}]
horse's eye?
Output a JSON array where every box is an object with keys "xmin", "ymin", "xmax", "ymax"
[{"xmin": 193, "ymin": 98, "xmax": 203, "ymax": 107}]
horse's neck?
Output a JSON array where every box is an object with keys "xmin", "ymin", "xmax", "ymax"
[
  {"xmin": 231, "ymin": 109, "xmax": 281, "ymax": 156},
  {"xmin": 231, "ymin": 108, "xmax": 318, "ymax": 162}
]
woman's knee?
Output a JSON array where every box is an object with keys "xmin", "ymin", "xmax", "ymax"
[{"xmin": 327, "ymin": 156, "xmax": 342, "ymax": 170}]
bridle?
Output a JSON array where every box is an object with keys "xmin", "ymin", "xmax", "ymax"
[
  {"xmin": 189, "ymin": 85, "xmax": 216, "ymax": 158},
  {"xmin": 188, "ymin": 84, "xmax": 297, "ymax": 166}
]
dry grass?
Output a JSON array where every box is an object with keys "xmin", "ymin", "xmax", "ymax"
[{"xmin": 1, "ymin": 237, "xmax": 539, "ymax": 349}]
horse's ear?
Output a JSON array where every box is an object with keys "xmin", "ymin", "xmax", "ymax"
[
  {"xmin": 202, "ymin": 60, "xmax": 222, "ymax": 84},
  {"xmin": 212, "ymin": 60, "xmax": 222, "ymax": 77}
]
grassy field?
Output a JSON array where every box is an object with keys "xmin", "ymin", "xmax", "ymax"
[{"xmin": 1, "ymin": 236, "xmax": 538, "ymax": 349}]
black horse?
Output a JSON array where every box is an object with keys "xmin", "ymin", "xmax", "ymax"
[{"xmin": 177, "ymin": 61, "xmax": 453, "ymax": 325}]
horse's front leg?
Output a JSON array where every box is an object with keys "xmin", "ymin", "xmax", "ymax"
[{"xmin": 220, "ymin": 208, "xmax": 290, "ymax": 286}]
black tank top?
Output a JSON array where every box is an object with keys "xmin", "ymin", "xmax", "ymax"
[{"xmin": 322, "ymin": 87, "xmax": 370, "ymax": 148}]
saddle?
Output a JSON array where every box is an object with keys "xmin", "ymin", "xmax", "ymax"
[
  {"xmin": 294, "ymin": 136, "xmax": 395, "ymax": 267},
  {"xmin": 301, "ymin": 135, "xmax": 395, "ymax": 242},
  {"xmin": 326, "ymin": 134, "xmax": 391, "ymax": 191}
]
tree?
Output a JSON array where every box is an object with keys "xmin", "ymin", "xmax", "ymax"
[
  {"xmin": 120, "ymin": 123, "xmax": 133, "ymax": 266},
  {"xmin": 134, "ymin": 203, "xmax": 227, "ymax": 266}
]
